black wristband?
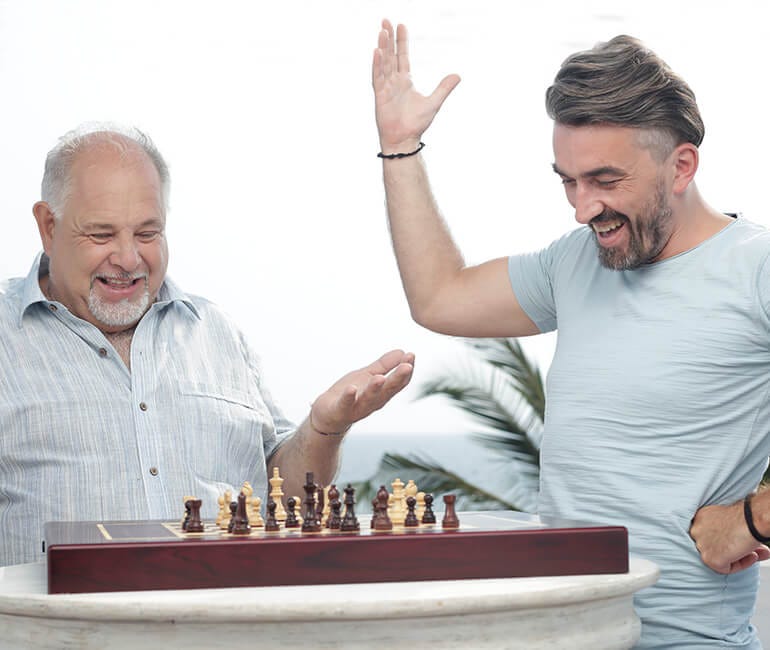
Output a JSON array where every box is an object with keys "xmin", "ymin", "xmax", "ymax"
[
  {"xmin": 377, "ymin": 142, "xmax": 425, "ymax": 159},
  {"xmin": 744, "ymin": 495, "xmax": 770, "ymax": 544}
]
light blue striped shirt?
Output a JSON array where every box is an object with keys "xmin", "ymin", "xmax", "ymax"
[
  {"xmin": 509, "ymin": 217, "xmax": 770, "ymax": 648},
  {"xmin": 0, "ymin": 253, "xmax": 294, "ymax": 567}
]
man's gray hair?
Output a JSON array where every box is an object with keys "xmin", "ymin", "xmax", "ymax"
[
  {"xmin": 41, "ymin": 122, "xmax": 170, "ymax": 217},
  {"xmin": 545, "ymin": 35, "xmax": 705, "ymax": 159}
]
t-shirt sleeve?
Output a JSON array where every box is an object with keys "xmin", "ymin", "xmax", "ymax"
[{"xmin": 508, "ymin": 247, "xmax": 558, "ymax": 334}]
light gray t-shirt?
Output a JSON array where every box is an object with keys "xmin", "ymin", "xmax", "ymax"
[{"xmin": 509, "ymin": 217, "xmax": 770, "ymax": 649}]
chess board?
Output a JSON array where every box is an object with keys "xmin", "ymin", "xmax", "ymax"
[{"xmin": 44, "ymin": 511, "xmax": 628, "ymax": 594}]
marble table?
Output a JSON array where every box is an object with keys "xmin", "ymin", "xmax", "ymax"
[{"xmin": 0, "ymin": 558, "xmax": 658, "ymax": 650}]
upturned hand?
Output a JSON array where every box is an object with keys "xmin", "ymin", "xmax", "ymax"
[
  {"xmin": 372, "ymin": 19, "xmax": 460, "ymax": 153},
  {"xmin": 309, "ymin": 349, "xmax": 415, "ymax": 435}
]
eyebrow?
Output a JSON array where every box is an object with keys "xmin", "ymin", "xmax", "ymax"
[
  {"xmin": 83, "ymin": 218, "xmax": 164, "ymax": 230},
  {"xmin": 551, "ymin": 163, "xmax": 626, "ymax": 179}
]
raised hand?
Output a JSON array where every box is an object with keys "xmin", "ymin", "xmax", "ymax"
[
  {"xmin": 372, "ymin": 19, "xmax": 460, "ymax": 153},
  {"xmin": 309, "ymin": 349, "xmax": 415, "ymax": 435}
]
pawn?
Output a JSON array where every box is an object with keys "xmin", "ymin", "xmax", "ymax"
[
  {"xmin": 264, "ymin": 498, "xmax": 280, "ymax": 532},
  {"xmin": 326, "ymin": 485, "xmax": 341, "ymax": 530},
  {"xmin": 372, "ymin": 485, "xmax": 393, "ymax": 532},
  {"xmin": 231, "ymin": 492, "xmax": 251, "ymax": 535},
  {"xmin": 421, "ymin": 493, "xmax": 437, "ymax": 524},
  {"xmin": 404, "ymin": 495, "xmax": 419, "ymax": 528},
  {"xmin": 340, "ymin": 483, "xmax": 360, "ymax": 532},
  {"xmin": 228, "ymin": 501, "xmax": 238, "ymax": 533},
  {"xmin": 285, "ymin": 496, "xmax": 300, "ymax": 528},
  {"xmin": 248, "ymin": 495, "xmax": 264, "ymax": 528},
  {"xmin": 442, "ymin": 493, "xmax": 460, "ymax": 529},
  {"xmin": 327, "ymin": 497, "xmax": 342, "ymax": 530}
]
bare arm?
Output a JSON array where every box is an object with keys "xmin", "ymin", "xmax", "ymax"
[
  {"xmin": 373, "ymin": 20, "xmax": 539, "ymax": 337},
  {"xmin": 268, "ymin": 349, "xmax": 414, "ymax": 498}
]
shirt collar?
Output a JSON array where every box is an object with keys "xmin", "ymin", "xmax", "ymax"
[{"xmin": 17, "ymin": 252, "xmax": 201, "ymax": 327}]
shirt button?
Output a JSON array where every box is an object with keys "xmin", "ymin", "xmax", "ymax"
[
  {"xmin": 48, "ymin": 304, "xmax": 58, "ymax": 312},
  {"xmin": 139, "ymin": 402, "xmax": 148, "ymax": 411},
  {"xmin": 98, "ymin": 348, "xmax": 108, "ymax": 357},
  {"xmin": 149, "ymin": 467, "xmax": 159, "ymax": 476}
]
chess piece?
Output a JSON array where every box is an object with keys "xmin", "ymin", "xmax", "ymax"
[
  {"xmin": 264, "ymin": 498, "xmax": 280, "ymax": 532},
  {"xmin": 269, "ymin": 467, "xmax": 287, "ymax": 522},
  {"xmin": 326, "ymin": 485, "xmax": 341, "ymax": 529},
  {"xmin": 340, "ymin": 483, "xmax": 360, "ymax": 532},
  {"xmin": 216, "ymin": 489, "xmax": 232, "ymax": 529},
  {"xmin": 416, "ymin": 491, "xmax": 426, "ymax": 520},
  {"xmin": 442, "ymin": 493, "xmax": 460, "ymax": 529},
  {"xmin": 292, "ymin": 496, "xmax": 303, "ymax": 525},
  {"xmin": 372, "ymin": 485, "xmax": 393, "ymax": 531},
  {"xmin": 421, "ymin": 493, "xmax": 437, "ymax": 524},
  {"xmin": 231, "ymin": 492, "xmax": 251, "ymax": 535},
  {"xmin": 321, "ymin": 485, "xmax": 331, "ymax": 526},
  {"xmin": 248, "ymin": 495, "xmax": 264, "ymax": 528},
  {"xmin": 228, "ymin": 501, "xmax": 238, "ymax": 533},
  {"xmin": 182, "ymin": 500, "xmax": 192, "ymax": 531},
  {"xmin": 390, "ymin": 478, "xmax": 406, "ymax": 526},
  {"xmin": 285, "ymin": 496, "xmax": 300, "ymax": 528},
  {"xmin": 301, "ymin": 472, "xmax": 322, "ymax": 532},
  {"xmin": 404, "ymin": 495, "xmax": 419, "ymax": 528},
  {"xmin": 315, "ymin": 483, "xmax": 325, "ymax": 526},
  {"xmin": 186, "ymin": 499, "xmax": 205, "ymax": 533}
]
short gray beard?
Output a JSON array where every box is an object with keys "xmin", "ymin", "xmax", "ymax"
[
  {"xmin": 594, "ymin": 181, "xmax": 672, "ymax": 271},
  {"xmin": 88, "ymin": 277, "xmax": 151, "ymax": 328}
]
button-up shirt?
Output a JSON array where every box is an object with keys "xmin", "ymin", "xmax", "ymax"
[{"xmin": 0, "ymin": 254, "xmax": 294, "ymax": 566}]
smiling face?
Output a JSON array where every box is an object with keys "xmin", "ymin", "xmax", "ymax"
[
  {"xmin": 552, "ymin": 123, "xmax": 679, "ymax": 270},
  {"xmin": 33, "ymin": 139, "xmax": 168, "ymax": 333}
]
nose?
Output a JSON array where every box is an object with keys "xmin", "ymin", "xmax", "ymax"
[
  {"xmin": 109, "ymin": 233, "xmax": 141, "ymax": 272},
  {"xmin": 573, "ymin": 184, "xmax": 604, "ymax": 225}
]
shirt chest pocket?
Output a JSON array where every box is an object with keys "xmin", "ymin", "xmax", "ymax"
[{"xmin": 176, "ymin": 382, "xmax": 272, "ymax": 483}]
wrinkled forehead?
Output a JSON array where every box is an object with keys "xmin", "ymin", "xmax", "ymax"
[{"xmin": 552, "ymin": 123, "xmax": 657, "ymax": 175}]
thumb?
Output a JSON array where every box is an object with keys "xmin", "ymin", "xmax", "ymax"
[{"xmin": 429, "ymin": 74, "xmax": 461, "ymax": 113}]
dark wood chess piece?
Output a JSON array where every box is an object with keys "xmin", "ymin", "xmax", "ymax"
[
  {"xmin": 442, "ymin": 493, "xmax": 460, "ymax": 529},
  {"xmin": 340, "ymin": 483, "xmax": 360, "ymax": 532},
  {"xmin": 228, "ymin": 501, "xmax": 238, "ymax": 533},
  {"xmin": 264, "ymin": 498, "xmax": 280, "ymax": 532},
  {"xmin": 326, "ymin": 485, "xmax": 341, "ymax": 529},
  {"xmin": 186, "ymin": 498, "xmax": 205, "ymax": 533},
  {"xmin": 302, "ymin": 472, "xmax": 322, "ymax": 532},
  {"xmin": 231, "ymin": 491, "xmax": 251, "ymax": 535},
  {"xmin": 316, "ymin": 483, "xmax": 325, "ymax": 526},
  {"xmin": 182, "ymin": 500, "xmax": 192, "ymax": 531},
  {"xmin": 404, "ymin": 495, "xmax": 419, "ymax": 528},
  {"xmin": 372, "ymin": 485, "xmax": 393, "ymax": 531},
  {"xmin": 285, "ymin": 496, "xmax": 300, "ymax": 528},
  {"xmin": 421, "ymin": 493, "xmax": 437, "ymax": 524}
]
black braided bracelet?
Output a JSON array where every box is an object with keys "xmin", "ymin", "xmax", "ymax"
[
  {"xmin": 744, "ymin": 494, "xmax": 770, "ymax": 544},
  {"xmin": 377, "ymin": 142, "xmax": 425, "ymax": 159}
]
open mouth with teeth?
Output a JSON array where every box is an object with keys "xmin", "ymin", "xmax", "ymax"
[
  {"xmin": 93, "ymin": 276, "xmax": 146, "ymax": 297},
  {"xmin": 591, "ymin": 218, "xmax": 627, "ymax": 242}
]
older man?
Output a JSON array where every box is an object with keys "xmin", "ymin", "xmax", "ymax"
[
  {"xmin": 0, "ymin": 123, "xmax": 413, "ymax": 567},
  {"xmin": 372, "ymin": 20, "xmax": 770, "ymax": 649}
]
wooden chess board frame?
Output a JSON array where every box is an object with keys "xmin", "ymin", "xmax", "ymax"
[{"xmin": 44, "ymin": 511, "xmax": 628, "ymax": 594}]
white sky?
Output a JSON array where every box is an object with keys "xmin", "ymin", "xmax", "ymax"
[{"xmin": 1, "ymin": 1, "xmax": 768, "ymax": 434}]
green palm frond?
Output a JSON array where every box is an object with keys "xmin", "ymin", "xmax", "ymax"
[
  {"xmin": 357, "ymin": 337, "xmax": 544, "ymax": 513},
  {"xmin": 464, "ymin": 338, "xmax": 545, "ymax": 421},
  {"xmin": 352, "ymin": 452, "xmax": 521, "ymax": 512}
]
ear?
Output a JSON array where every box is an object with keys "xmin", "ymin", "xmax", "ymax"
[
  {"xmin": 32, "ymin": 201, "xmax": 57, "ymax": 255},
  {"xmin": 670, "ymin": 143, "xmax": 699, "ymax": 195}
]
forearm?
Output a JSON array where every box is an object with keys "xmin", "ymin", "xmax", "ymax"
[
  {"xmin": 382, "ymin": 153, "xmax": 466, "ymax": 326},
  {"xmin": 746, "ymin": 486, "xmax": 770, "ymax": 541},
  {"xmin": 267, "ymin": 417, "xmax": 345, "ymax": 501}
]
